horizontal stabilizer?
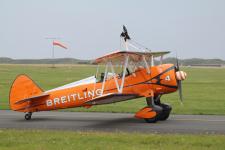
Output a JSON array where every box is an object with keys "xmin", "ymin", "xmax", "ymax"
[
  {"xmin": 85, "ymin": 93, "xmax": 138, "ymax": 105},
  {"xmin": 14, "ymin": 93, "xmax": 49, "ymax": 105}
]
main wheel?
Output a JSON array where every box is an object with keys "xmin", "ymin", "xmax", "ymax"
[
  {"xmin": 144, "ymin": 117, "xmax": 157, "ymax": 123},
  {"xmin": 144, "ymin": 106, "xmax": 162, "ymax": 123},
  {"xmin": 25, "ymin": 113, "xmax": 32, "ymax": 120},
  {"xmin": 144, "ymin": 98, "xmax": 163, "ymax": 123},
  {"xmin": 158, "ymin": 104, "xmax": 172, "ymax": 121}
]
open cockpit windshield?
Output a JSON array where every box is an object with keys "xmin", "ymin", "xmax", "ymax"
[
  {"xmin": 95, "ymin": 59, "xmax": 149, "ymax": 83},
  {"xmin": 94, "ymin": 50, "xmax": 170, "ymax": 82}
]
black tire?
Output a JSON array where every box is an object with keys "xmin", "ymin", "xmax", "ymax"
[
  {"xmin": 144, "ymin": 117, "xmax": 157, "ymax": 123},
  {"xmin": 144, "ymin": 109, "xmax": 162, "ymax": 123},
  {"xmin": 159, "ymin": 111, "xmax": 170, "ymax": 121},
  {"xmin": 25, "ymin": 113, "xmax": 32, "ymax": 120},
  {"xmin": 158, "ymin": 104, "xmax": 172, "ymax": 121}
]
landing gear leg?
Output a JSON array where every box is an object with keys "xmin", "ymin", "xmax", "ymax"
[{"xmin": 25, "ymin": 112, "xmax": 32, "ymax": 120}]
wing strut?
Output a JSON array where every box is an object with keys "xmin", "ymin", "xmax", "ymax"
[
  {"xmin": 151, "ymin": 55, "xmax": 154, "ymax": 66},
  {"xmin": 101, "ymin": 62, "xmax": 109, "ymax": 95},
  {"xmin": 100, "ymin": 55, "xmax": 129, "ymax": 94},
  {"xmin": 160, "ymin": 55, "xmax": 163, "ymax": 64},
  {"xmin": 109, "ymin": 61, "xmax": 120, "ymax": 92},
  {"xmin": 142, "ymin": 55, "xmax": 150, "ymax": 74},
  {"xmin": 119, "ymin": 55, "xmax": 129, "ymax": 93}
]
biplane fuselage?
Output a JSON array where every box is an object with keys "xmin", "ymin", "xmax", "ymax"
[
  {"xmin": 9, "ymin": 26, "xmax": 187, "ymax": 122},
  {"xmin": 10, "ymin": 63, "xmax": 178, "ymax": 113}
]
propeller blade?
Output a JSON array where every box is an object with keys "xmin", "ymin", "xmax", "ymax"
[
  {"xmin": 177, "ymin": 80, "xmax": 183, "ymax": 102},
  {"xmin": 176, "ymin": 56, "xmax": 183, "ymax": 103},
  {"xmin": 176, "ymin": 57, "xmax": 180, "ymax": 71}
]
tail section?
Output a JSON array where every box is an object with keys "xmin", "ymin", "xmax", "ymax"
[{"xmin": 9, "ymin": 74, "xmax": 45, "ymax": 112}]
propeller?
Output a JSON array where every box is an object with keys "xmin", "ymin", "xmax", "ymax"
[
  {"xmin": 120, "ymin": 25, "xmax": 131, "ymax": 41},
  {"xmin": 176, "ymin": 57, "xmax": 183, "ymax": 103}
]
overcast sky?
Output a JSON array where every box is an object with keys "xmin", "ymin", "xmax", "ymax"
[{"xmin": 1, "ymin": 0, "xmax": 225, "ymax": 60}]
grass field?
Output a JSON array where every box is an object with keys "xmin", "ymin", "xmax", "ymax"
[
  {"xmin": 0, "ymin": 129, "xmax": 225, "ymax": 150},
  {"xmin": 0, "ymin": 64, "xmax": 225, "ymax": 115}
]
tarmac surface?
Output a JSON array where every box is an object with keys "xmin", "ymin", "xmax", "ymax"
[{"xmin": 0, "ymin": 110, "xmax": 225, "ymax": 134}]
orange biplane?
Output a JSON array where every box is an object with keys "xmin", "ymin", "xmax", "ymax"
[{"xmin": 9, "ymin": 26, "xmax": 187, "ymax": 123}]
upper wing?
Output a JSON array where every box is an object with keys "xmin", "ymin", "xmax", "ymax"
[
  {"xmin": 85, "ymin": 93, "xmax": 139, "ymax": 105},
  {"xmin": 93, "ymin": 50, "xmax": 170, "ymax": 64}
]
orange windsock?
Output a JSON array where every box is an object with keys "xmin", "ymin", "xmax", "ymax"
[{"xmin": 53, "ymin": 40, "xmax": 68, "ymax": 49}]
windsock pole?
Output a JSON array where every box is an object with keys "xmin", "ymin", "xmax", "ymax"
[
  {"xmin": 45, "ymin": 37, "xmax": 60, "ymax": 68},
  {"xmin": 52, "ymin": 40, "xmax": 55, "ymax": 68}
]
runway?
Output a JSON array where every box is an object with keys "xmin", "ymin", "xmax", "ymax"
[{"xmin": 0, "ymin": 110, "xmax": 225, "ymax": 134}]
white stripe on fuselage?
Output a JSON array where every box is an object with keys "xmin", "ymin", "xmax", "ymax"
[{"xmin": 45, "ymin": 76, "xmax": 96, "ymax": 93}]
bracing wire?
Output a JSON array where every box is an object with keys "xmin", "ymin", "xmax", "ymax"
[{"xmin": 130, "ymin": 39, "xmax": 152, "ymax": 52}]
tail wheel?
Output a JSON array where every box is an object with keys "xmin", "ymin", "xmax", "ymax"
[{"xmin": 25, "ymin": 112, "xmax": 32, "ymax": 120}]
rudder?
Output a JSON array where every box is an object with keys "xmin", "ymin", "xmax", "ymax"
[{"xmin": 9, "ymin": 74, "xmax": 44, "ymax": 111}]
